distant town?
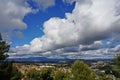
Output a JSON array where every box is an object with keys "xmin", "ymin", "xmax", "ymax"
[{"xmin": 11, "ymin": 57, "xmax": 119, "ymax": 80}]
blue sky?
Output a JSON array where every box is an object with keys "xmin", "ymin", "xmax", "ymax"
[
  {"xmin": 11, "ymin": 0, "xmax": 75, "ymax": 47},
  {"xmin": 0, "ymin": 0, "xmax": 120, "ymax": 59}
]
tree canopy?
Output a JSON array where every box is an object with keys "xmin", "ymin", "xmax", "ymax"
[
  {"xmin": 71, "ymin": 60, "xmax": 96, "ymax": 80},
  {"xmin": 0, "ymin": 33, "xmax": 22, "ymax": 80},
  {"xmin": 26, "ymin": 68, "xmax": 53, "ymax": 80},
  {"xmin": 112, "ymin": 55, "xmax": 120, "ymax": 78},
  {"xmin": 0, "ymin": 33, "xmax": 9, "ymax": 60}
]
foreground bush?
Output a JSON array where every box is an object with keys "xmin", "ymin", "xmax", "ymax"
[{"xmin": 25, "ymin": 68, "xmax": 53, "ymax": 80}]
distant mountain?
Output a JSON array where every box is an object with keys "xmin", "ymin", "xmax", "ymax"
[
  {"xmin": 5, "ymin": 56, "xmax": 113, "ymax": 63},
  {"xmin": 6, "ymin": 57, "xmax": 70, "ymax": 63}
]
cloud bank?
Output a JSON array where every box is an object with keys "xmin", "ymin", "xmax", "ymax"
[
  {"xmin": 8, "ymin": 0, "xmax": 120, "ymax": 59},
  {"xmin": 30, "ymin": 0, "xmax": 120, "ymax": 52}
]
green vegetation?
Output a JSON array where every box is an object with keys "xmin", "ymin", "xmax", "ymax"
[
  {"xmin": 99, "ymin": 75, "xmax": 113, "ymax": 80},
  {"xmin": 71, "ymin": 60, "xmax": 96, "ymax": 80},
  {"xmin": 25, "ymin": 69, "xmax": 41, "ymax": 80},
  {"xmin": 24, "ymin": 60, "xmax": 115, "ymax": 80},
  {"xmin": 114, "ymin": 55, "xmax": 120, "ymax": 65},
  {"xmin": 25, "ymin": 68, "xmax": 53, "ymax": 80},
  {"xmin": 97, "ymin": 54, "xmax": 120, "ymax": 79},
  {"xmin": 25, "ymin": 60, "xmax": 113, "ymax": 80},
  {"xmin": 0, "ymin": 33, "xmax": 22, "ymax": 80},
  {"xmin": 0, "ymin": 33, "xmax": 9, "ymax": 60},
  {"xmin": 53, "ymin": 69, "xmax": 69, "ymax": 80},
  {"xmin": 112, "ymin": 55, "xmax": 120, "ymax": 78}
]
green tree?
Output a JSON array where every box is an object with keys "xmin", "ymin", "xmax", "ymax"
[
  {"xmin": 0, "ymin": 33, "xmax": 22, "ymax": 80},
  {"xmin": 0, "ymin": 33, "xmax": 9, "ymax": 60},
  {"xmin": 40, "ymin": 68, "xmax": 53, "ymax": 80},
  {"xmin": 112, "ymin": 55, "xmax": 120, "ymax": 78},
  {"xmin": 0, "ymin": 62, "xmax": 12, "ymax": 80},
  {"xmin": 26, "ymin": 68, "xmax": 53, "ymax": 80},
  {"xmin": 10, "ymin": 66, "xmax": 22, "ymax": 80},
  {"xmin": 99, "ymin": 75, "xmax": 113, "ymax": 80},
  {"xmin": 114, "ymin": 55, "xmax": 120, "ymax": 66},
  {"xmin": 0, "ymin": 33, "xmax": 11, "ymax": 80},
  {"xmin": 26, "ymin": 69, "xmax": 40, "ymax": 80},
  {"xmin": 99, "ymin": 64, "xmax": 112, "ymax": 74},
  {"xmin": 71, "ymin": 60, "xmax": 96, "ymax": 80},
  {"xmin": 54, "ymin": 69, "xmax": 69, "ymax": 80}
]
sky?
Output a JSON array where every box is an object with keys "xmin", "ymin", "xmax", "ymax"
[{"xmin": 0, "ymin": 0, "xmax": 120, "ymax": 59}]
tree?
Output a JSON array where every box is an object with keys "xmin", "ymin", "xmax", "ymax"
[
  {"xmin": 10, "ymin": 66, "xmax": 22, "ymax": 80},
  {"xmin": 0, "ymin": 62, "xmax": 12, "ymax": 80},
  {"xmin": 26, "ymin": 68, "xmax": 53, "ymax": 80},
  {"xmin": 112, "ymin": 55, "xmax": 120, "ymax": 78},
  {"xmin": 26, "ymin": 69, "xmax": 40, "ymax": 80},
  {"xmin": 114, "ymin": 55, "xmax": 120, "ymax": 66},
  {"xmin": 99, "ymin": 64, "xmax": 112, "ymax": 74},
  {"xmin": 99, "ymin": 75, "xmax": 113, "ymax": 80},
  {"xmin": 71, "ymin": 60, "xmax": 96, "ymax": 80},
  {"xmin": 0, "ymin": 33, "xmax": 9, "ymax": 60},
  {"xmin": 0, "ymin": 33, "xmax": 22, "ymax": 80},
  {"xmin": 0, "ymin": 33, "xmax": 11, "ymax": 80},
  {"xmin": 53, "ymin": 69, "xmax": 69, "ymax": 80},
  {"xmin": 39, "ymin": 68, "xmax": 53, "ymax": 80}
]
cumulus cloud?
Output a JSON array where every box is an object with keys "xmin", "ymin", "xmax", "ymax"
[
  {"xmin": 0, "ymin": 0, "xmax": 55, "ymax": 40},
  {"xmin": 0, "ymin": 0, "xmax": 33, "ymax": 41},
  {"xmin": 30, "ymin": 0, "xmax": 120, "ymax": 53},
  {"xmin": 0, "ymin": 0, "xmax": 56, "ymax": 32},
  {"xmin": 8, "ymin": 0, "xmax": 120, "ymax": 59},
  {"xmin": 0, "ymin": 0, "xmax": 32, "ymax": 31}
]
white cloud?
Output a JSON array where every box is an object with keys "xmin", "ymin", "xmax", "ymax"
[
  {"xmin": 8, "ymin": 44, "xmax": 31, "ymax": 58},
  {"xmin": 8, "ymin": 42, "xmax": 120, "ymax": 59},
  {"xmin": 79, "ymin": 41, "xmax": 103, "ymax": 51},
  {"xmin": 0, "ymin": 0, "xmax": 33, "ymax": 41},
  {"xmin": 30, "ymin": 0, "xmax": 120, "ymax": 53},
  {"xmin": 0, "ymin": 0, "xmax": 56, "ymax": 41},
  {"xmin": 8, "ymin": 0, "xmax": 120, "ymax": 59},
  {"xmin": 0, "ymin": 0, "xmax": 32, "ymax": 31},
  {"xmin": 34, "ymin": 0, "xmax": 55, "ymax": 10}
]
